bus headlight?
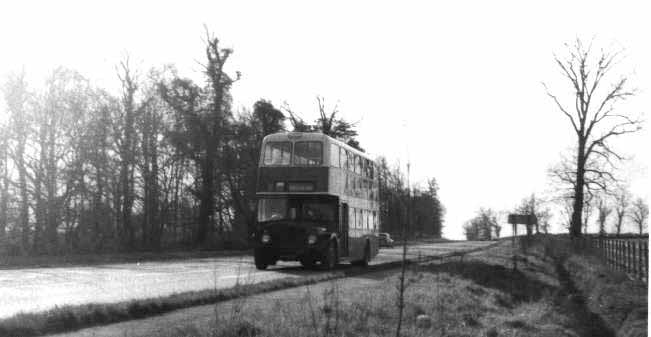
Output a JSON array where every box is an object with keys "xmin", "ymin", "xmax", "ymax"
[
  {"xmin": 261, "ymin": 232, "xmax": 271, "ymax": 244},
  {"xmin": 308, "ymin": 234, "xmax": 318, "ymax": 245}
]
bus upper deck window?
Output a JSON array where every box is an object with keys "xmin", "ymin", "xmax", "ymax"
[
  {"xmin": 294, "ymin": 141, "xmax": 323, "ymax": 165},
  {"xmin": 263, "ymin": 142, "xmax": 291, "ymax": 165}
]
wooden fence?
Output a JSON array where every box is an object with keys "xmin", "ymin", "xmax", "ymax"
[{"xmin": 582, "ymin": 237, "xmax": 648, "ymax": 282}]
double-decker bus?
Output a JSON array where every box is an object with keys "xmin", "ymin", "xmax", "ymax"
[{"xmin": 251, "ymin": 132, "xmax": 380, "ymax": 270}]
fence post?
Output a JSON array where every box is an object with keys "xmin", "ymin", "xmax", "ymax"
[
  {"xmin": 628, "ymin": 241, "xmax": 633, "ymax": 274},
  {"xmin": 640, "ymin": 241, "xmax": 645, "ymax": 281},
  {"xmin": 637, "ymin": 241, "xmax": 642, "ymax": 280},
  {"xmin": 644, "ymin": 241, "xmax": 648, "ymax": 282},
  {"xmin": 620, "ymin": 240, "xmax": 624, "ymax": 271},
  {"xmin": 599, "ymin": 237, "xmax": 603, "ymax": 258},
  {"xmin": 624, "ymin": 240, "xmax": 630, "ymax": 274},
  {"xmin": 630, "ymin": 241, "xmax": 634, "ymax": 275},
  {"xmin": 608, "ymin": 239, "xmax": 612, "ymax": 267},
  {"xmin": 609, "ymin": 240, "xmax": 612, "ymax": 268},
  {"xmin": 613, "ymin": 240, "xmax": 619, "ymax": 270},
  {"xmin": 620, "ymin": 240, "xmax": 624, "ymax": 272},
  {"xmin": 633, "ymin": 241, "xmax": 640, "ymax": 279},
  {"xmin": 624, "ymin": 240, "xmax": 631, "ymax": 273},
  {"xmin": 616, "ymin": 240, "xmax": 621, "ymax": 271}
]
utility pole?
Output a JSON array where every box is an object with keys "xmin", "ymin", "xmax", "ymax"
[
  {"xmin": 406, "ymin": 161, "xmax": 411, "ymax": 238},
  {"xmin": 395, "ymin": 160, "xmax": 410, "ymax": 337}
]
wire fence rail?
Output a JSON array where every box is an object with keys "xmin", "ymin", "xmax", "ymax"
[{"xmin": 578, "ymin": 236, "xmax": 648, "ymax": 283}]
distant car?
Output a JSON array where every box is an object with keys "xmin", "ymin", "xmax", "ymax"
[{"xmin": 378, "ymin": 233, "xmax": 394, "ymax": 248}]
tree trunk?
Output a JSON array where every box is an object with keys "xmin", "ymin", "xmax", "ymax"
[
  {"xmin": 120, "ymin": 94, "xmax": 136, "ymax": 249},
  {"xmin": 16, "ymin": 138, "xmax": 30, "ymax": 254},
  {"xmin": 45, "ymin": 117, "xmax": 59, "ymax": 254},
  {"xmin": 141, "ymin": 109, "xmax": 151, "ymax": 249},
  {"xmin": 570, "ymin": 141, "xmax": 586, "ymax": 238},
  {"xmin": 0, "ymin": 138, "xmax": 8, "ymax": 246},
  {"xmin": 196, "ymin": 147, "xmax": 215, "ymax": 245},
  {"xmin": 150, "ymin": 120, "xmax": 160, "ymax": 249}
]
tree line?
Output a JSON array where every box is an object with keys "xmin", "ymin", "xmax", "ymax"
[
  {"xmin": 0, "ymin": 33, "xmax": 444, "ymax": 255},
  {"xmin": 464, "ymin": 190, "xmax": 647, "ymax": 241}
]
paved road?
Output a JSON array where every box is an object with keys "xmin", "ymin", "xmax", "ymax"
[{"xmin": 0, "ymin": 241, "xmax": 492, "ymax": 318}]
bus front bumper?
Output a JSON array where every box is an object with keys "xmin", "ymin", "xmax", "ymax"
[{"xmin": 254, "ymin": 241, "xmax": 328, "ymax": 262}]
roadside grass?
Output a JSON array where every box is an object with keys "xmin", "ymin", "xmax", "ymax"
[
  {"xmin": 0, "ymin": 271, "xmax": 338, "ymax": 337},
  {"xmin": 156, "ymin": 239, "xmax": 614, "ymax": 337}
]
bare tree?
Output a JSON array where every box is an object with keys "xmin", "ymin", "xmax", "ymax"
[
  {"xmin": 596, "ymin": 195, "xmax": 612, "ymax": 236},
  {"xmin": 159, "ymin": 32, "xmax": 239, "ymax": 245},
  {"xmin": 544, "ymin": 39, "xmax": 642, "ymax": 237},
  {"xmin": 0, "ymin": 123, "xmax": 8, "ymax": 246},
  {"xmin": 514, "ymin": 193, "xmax": 551, "ymax": 234},
  {"xmin": 613, "ymin": 185, "xmax": 631, "ymax": 235},
  {"xmin": 3, "ymin": 72, "xmax": 31, "ymax": 254},
  {"xmin": 549, "ymin": 150, "xmax": 610, "ymax": 236},
  {"xmin": 115, "ymin": 59, "xmax": 140, "ymax": 249},
  {"xmin": 464, "ymin": 208, "xmax": 498, "ymax": 240},
  {"xmin": 630, "ymin": 198, "xmax": 648, "ymax": 235},
  {"xmin": 283, "ymin": 97, "xmax": 363, "ymax": 151}
]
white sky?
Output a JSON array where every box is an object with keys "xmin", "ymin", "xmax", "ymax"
[{"xmin": 1, "ymin": 0, "xmax": 648, "ymax": 239}]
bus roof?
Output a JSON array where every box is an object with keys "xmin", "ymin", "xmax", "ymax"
[{"xmin": 262, "ymin": 132, "xmax": 372, "ymax": 160}]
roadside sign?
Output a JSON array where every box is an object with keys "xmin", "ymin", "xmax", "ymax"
[{"xmin": 508, "ymin": 214, "xmax": 537, "ymax": 225}]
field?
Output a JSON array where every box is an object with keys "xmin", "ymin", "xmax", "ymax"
[{"xmin": 43, "ymin": 235, "xmax": 647, "ymax": 337}]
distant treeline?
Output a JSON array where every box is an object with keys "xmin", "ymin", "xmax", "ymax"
[{"xmin": 0, "ymin": 35, "xmax": 443, "ymax": 255}]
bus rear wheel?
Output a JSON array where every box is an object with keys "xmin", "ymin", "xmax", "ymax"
[
  {"xmin": 352, "ymin": 243, "xmax": 370, "ymax": 267},
  {"xmin": 254, "ymin": 249, "xmax": 268, "ymax": 270}
]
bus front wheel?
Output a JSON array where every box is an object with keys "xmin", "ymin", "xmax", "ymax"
[
  {"xmin": 321, "ymin": 242, "xmax": 338, "ymax": 270},
  {"xmin": 254, "ymin": 249, "xmax": 268, "ymax": 270},
  {"xmin": 300, "ymin": 256, "xmax": 316, "ymax": 269}
]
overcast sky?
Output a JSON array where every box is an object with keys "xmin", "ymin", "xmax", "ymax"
[{"xmin": 1, "ymin": 0, "xmax": 648, "ymax": 239}]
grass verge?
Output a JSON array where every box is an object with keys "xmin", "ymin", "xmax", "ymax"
[
  {"xmin": 149, "ymin": 238, "xmax": 586, "ymax": 337},
  {"xmin": 133, "ymin": 236, "xmax": 645, "ymax": 337},
  {"xmin": 541, "ymin": 235, "xmax": 647, "ymax": 337}
]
